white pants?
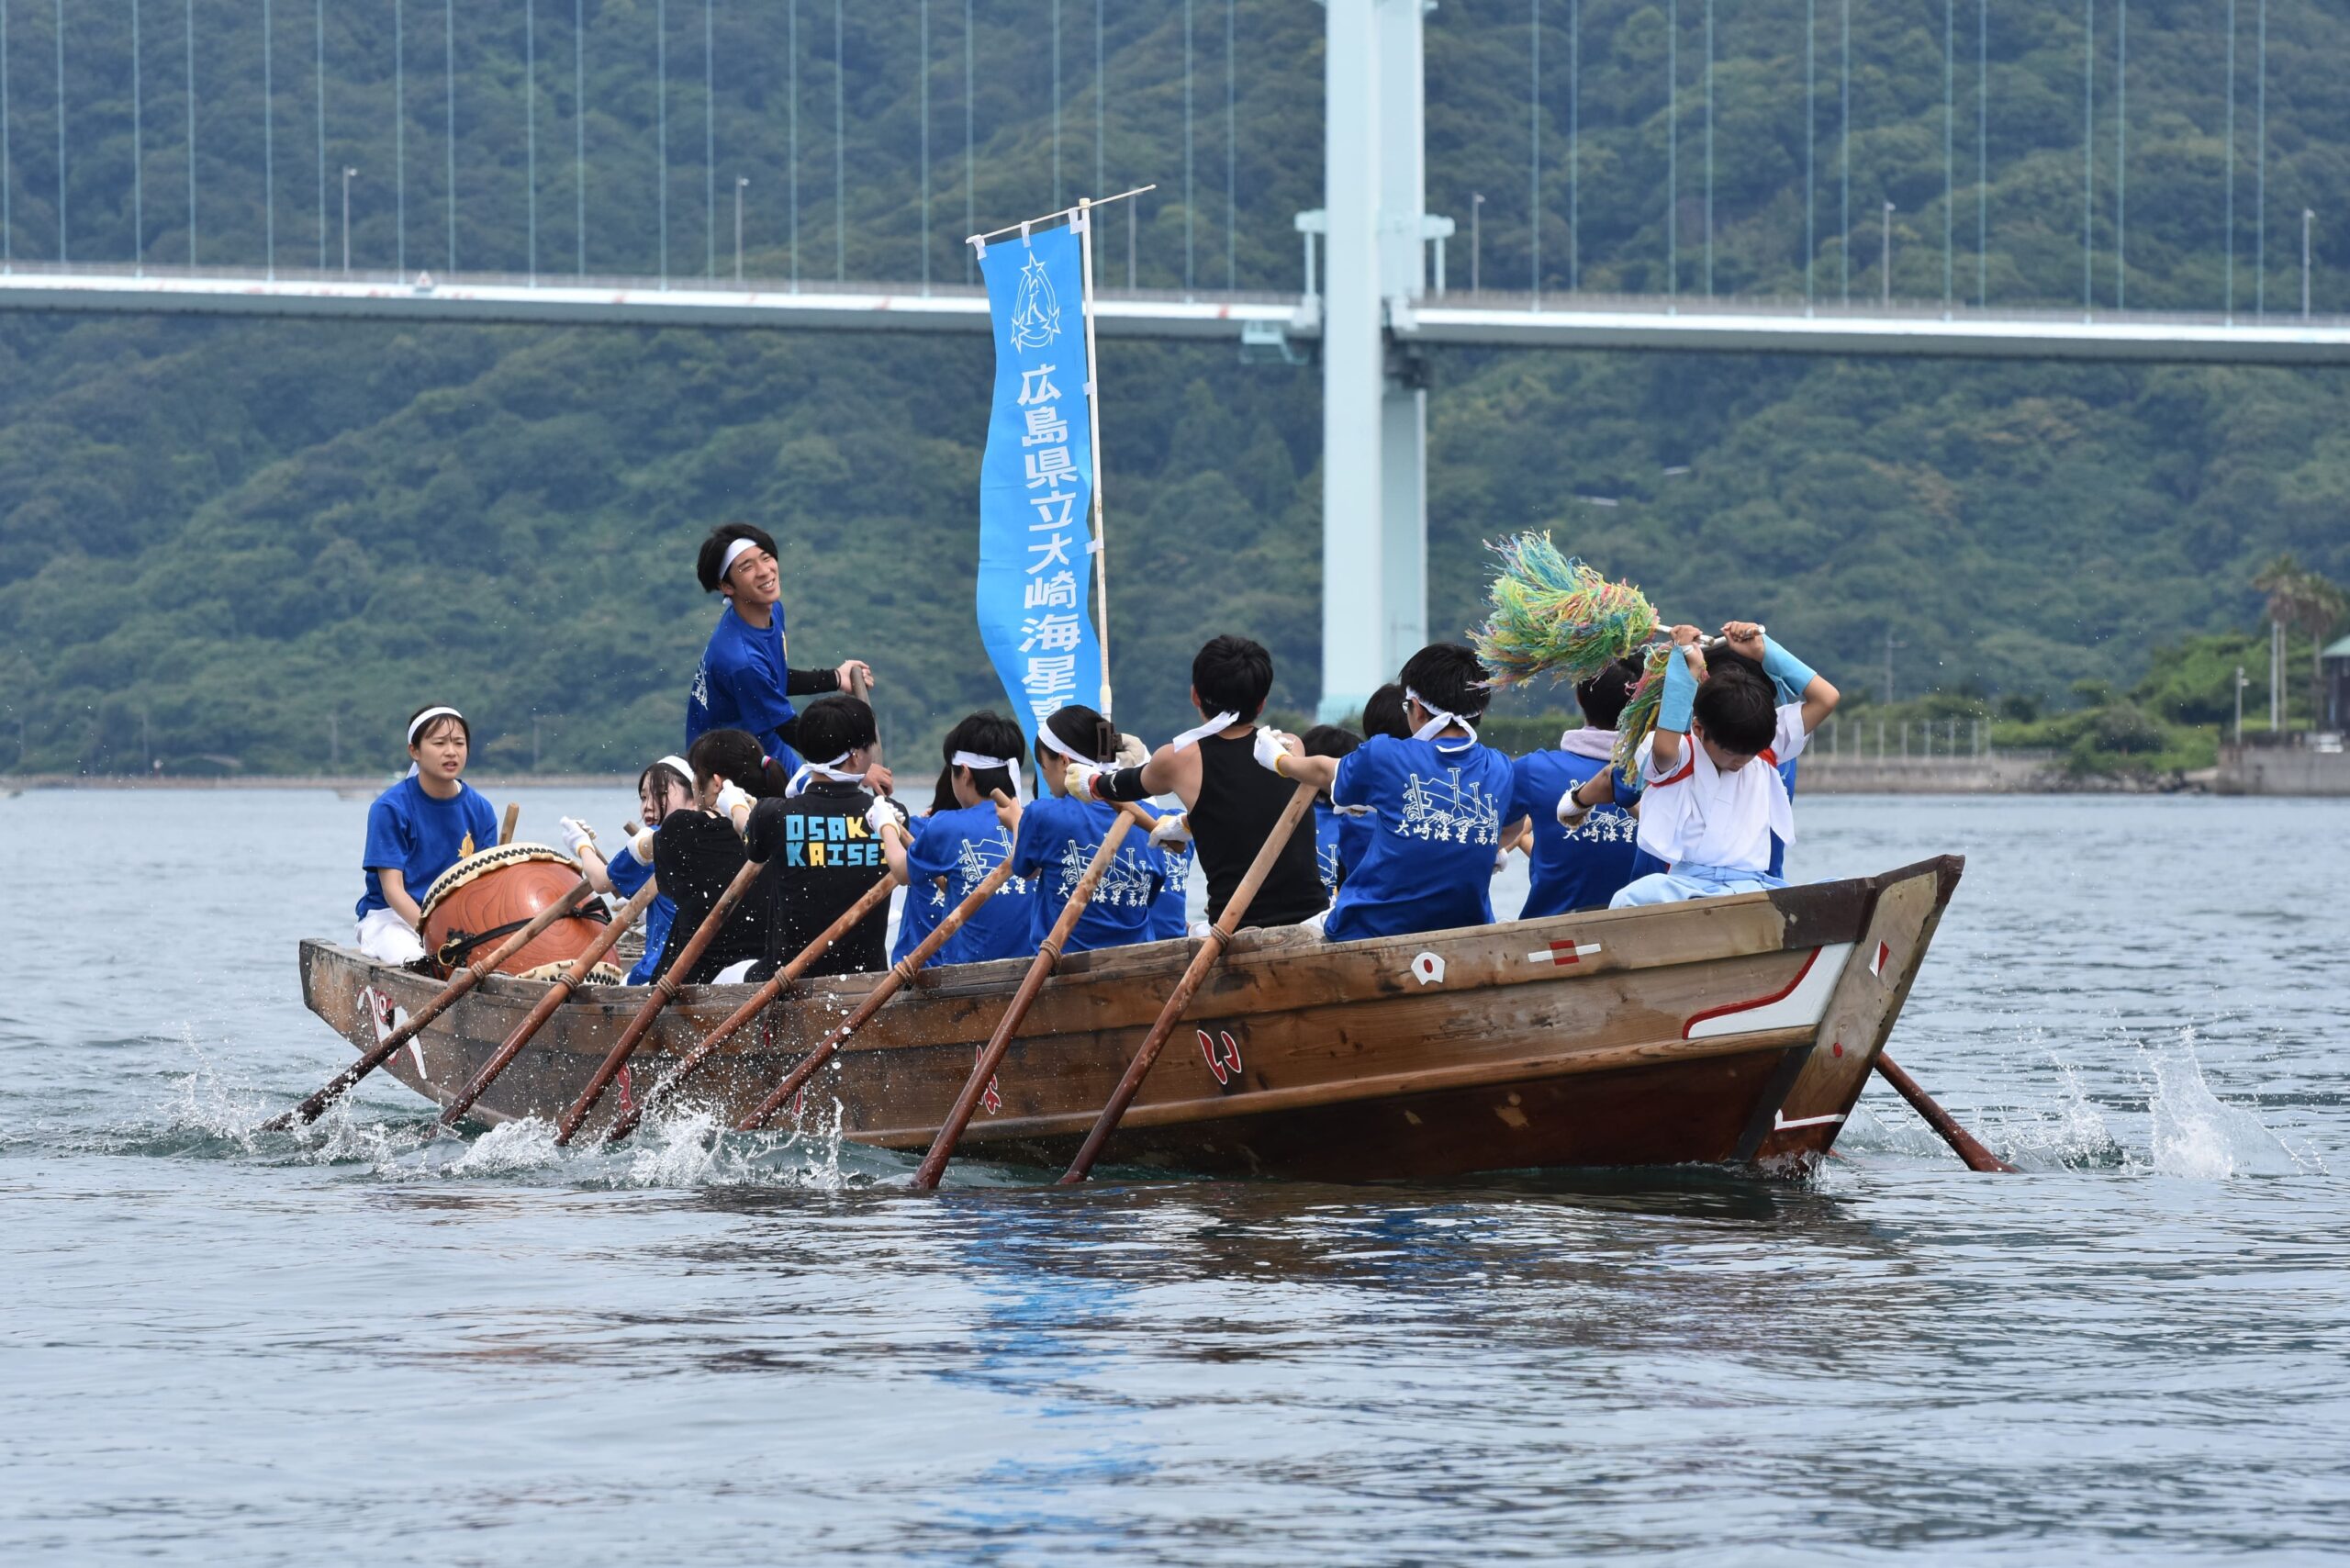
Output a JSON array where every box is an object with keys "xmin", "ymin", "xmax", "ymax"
[{"xmin": 355, "ymin": 906, "xmax": 427, "ymax": 965}]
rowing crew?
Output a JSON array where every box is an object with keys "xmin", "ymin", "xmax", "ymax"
[{"xmin": 352, "ymin": 619, "xmax": 1838, "ymax": 980}]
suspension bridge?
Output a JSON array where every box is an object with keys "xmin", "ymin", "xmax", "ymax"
[{"xmin": 0, "ymin": 0, "xmax": 2341, "ymax": 712}]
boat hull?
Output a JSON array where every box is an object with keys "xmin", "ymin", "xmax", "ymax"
[{"xmin": 298, "ymin": 856, "xmax": 1963, "ymax": 1182}]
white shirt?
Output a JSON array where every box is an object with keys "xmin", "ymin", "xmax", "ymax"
[{"xmin": 1632, "ymin": 704, "xmax": 1809, "ymax": 872}]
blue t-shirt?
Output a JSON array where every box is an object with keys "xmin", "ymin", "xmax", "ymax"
[
  {"xmin": 898, "ymin": 801, "xmax": 1035, "ymax": 967},
  {"xmin": 1311, "ymin": 802, "xmax": 1344, "ymax": 897},
  {"xmin": 1134, "ymin": 802, "xmax": 1192, "ymax": 941},
  {"xmin": 355, "ymin": 775, "xmax": 499, "ymax": 921},
  {"xmin": 604, "ymin": 842, "xmax": 677, "ymax": 986},
  {"xmin": 1325, "ymin": 734, "xmax": 1513, "ymax": 945},
  {"xmin": 686, "ymin": 602, "xmax": 799, "ymax": 762},
  {"xmin": 1506, "ymin": 747, "xmax": 1641, "ymax": 919},
  {"xmin": 1012, "ymin": 795, "xmax": 1167, "ymax": 956}
]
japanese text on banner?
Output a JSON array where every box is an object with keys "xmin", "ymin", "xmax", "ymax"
[{"xmin": 974, "ymin": 221, "xmax": 1103, "ymax": 750}]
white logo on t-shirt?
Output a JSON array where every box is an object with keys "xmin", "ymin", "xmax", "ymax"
[{"xmin": 1397, "ymin": 767, "xmax": 1502, "ymax": 846}]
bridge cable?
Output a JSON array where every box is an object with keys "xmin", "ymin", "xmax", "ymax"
[
  {"xmin": 1840, "ymin": 0, "xmax": 1849, "ymax": 302},
  {"xmin": 443, "ymin": 0, "xmax": 454, "ymax": 274},
  {"xmin": 314, "ymin": 0, "xmax": 325, "ymax": 273},
  {"xmin": 1225, "ymin": 0, "xmax": 1235, "ymax": 289},
  {"xmin": 2114, "ymin": 0, "xmax": 2124, "ymax": 309},
  {"xmin": 53, "ymin": 0, "xmax": 65, "ymax": 263},
  {"xmin": 264, "ymin": 0, "xmax": 275, "ymax": 279},
  {"xmin": 1978, "ymin": 0, "xmax": 1987, "ymax": 308},
  {"xmin": 396, "ymin": 0, "xmax": 406, "ymax": 274},
  {"xmin": 833, "ymin": 0, "xmax": 843, "ymax": 283},
  {"xmin": 527, "ymin": 0, "xmax": 537, "ymax": 282},
  {"xmin": 1667, "ymin": 0, "xmax": 1675, "ymax": 298},
  {"xmin": 1530, "ymin": 0, "xmax": 1540, "ymax": 303},
  {"xmin": 1703, "ymin": 0, "xmax": 1712, "ymax": 297},
  {"xmin": 657, "ymin": 0, "xmax": 667, "ymax": 286},
  {"xmin": 920, "ymin": 0, "xmax": 929, "ymax": 292},
  {"xmin": 1183, "ymin": 0, "xmax": 1193, "ymax": 296},
  {"xmin": 136, "ymin": 0, "xmax": 147, "ymax": 272},
  {"xmin": 704, "ymin": 0, "xmax": 714, "ymax": 279},
  {"xmin": 575, "ymin": 0, "xmax": 586, "ymax": 276}
]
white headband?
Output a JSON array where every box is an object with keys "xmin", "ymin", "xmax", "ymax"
[
  {"xmin": 1035, "ymin": 723, "xmax": 1096, "ymax": 767},
  {"xmin": 950, "ymin": 750, "xmax": 1024, "ymax": 800},
  {"xmin": 718, "ymin": 536, "xmax": 761, "ymax": 585},
  {"xmin": 1404, "ymin": 688, "xmax": 1478, "ymax": 749},
  {"xmin": 650, "ymin": 754, "xmax": 695, "ymax": 789},
  {"xmin": 785, "ymin": 751, "xmax": 865, "ymax": 798},
  {"xmin": 407, "ymin": 705, "xmax": 464, "ymax": 745},
  {"xmin": 1169, "ymin": 711, "xmax": 1241, "ymax": 750}
]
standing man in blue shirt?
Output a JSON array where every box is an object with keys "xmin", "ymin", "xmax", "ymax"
[{"xmin": 686, "ymin": 521, "xmax": 881, "ymax": 784}]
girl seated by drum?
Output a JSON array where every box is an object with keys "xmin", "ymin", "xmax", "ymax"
[
  {"xmin": 560, "ymin": 756, "xmax": 696, "ymax": 987},
  {"xmin": 353, "ymin": 705, "xmax": 500, "ymax": 964}
]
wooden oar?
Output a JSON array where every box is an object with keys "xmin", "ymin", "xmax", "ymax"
[
  {"xmin": 902, "ymin": 801, "xmax": 1155, "ymax": 1190},
  {"xmin": 499, "ymin": 801, "xmax": 521, "ymax": 845},
  {"xmin": 434, "ymin": 878, "xmax": 660, "ymax": 1130},
  {"xmin": 1058, "ymin": 779, "xmax": 1318, "ymax": 1185},
  {"xmin": 263, "ymin": 879, "xmax": 595, "ymax": 1130},
  {"xmin": 735, "ymin": 849, "xmax": 1024, "ymax": 1133},
  {"xmin": 605, "ymin": 869, "xmax": 897, "ymax": 1145},
  {"xmin": 1874, "ymin": 1054, "xmax": 2017, "ymax": 1173},
  {"xmin": 553, "ymin": 856, "xmax": 764, "ymax": 1146}
]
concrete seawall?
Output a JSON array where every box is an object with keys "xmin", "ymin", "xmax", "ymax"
[
  {"xmin": 1800, "ymin": 754, "xmax": 2061, "ymax": 793},
  {"xmin": 2216, "ymin": 745, "xmax": 2350, "ymax": 796}
]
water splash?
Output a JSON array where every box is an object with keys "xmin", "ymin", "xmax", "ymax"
[{"xmin": 2141, "ymin": 1031, "xmax": 2318, "ymax": 1179}]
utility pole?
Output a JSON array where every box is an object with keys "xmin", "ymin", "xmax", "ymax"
[
  {"xmin": 329, "ymin": 711, "xmax": 340, "ymax": 772},
  {"xmin": 2272, "ymin": 619, "xmax": 2284, "ymax": 730},
  {"xmin": 734, "ymin": 176, "xmax": 748, "ymax": 283},
  {"xmin": 1471, "ymin": 191, "xmax": 1483, "ymax": 293},
  {"xmin": 1127, "ymin": 201, "xmax": 1137, "ymax": 290},
  {"xmin": 1883, "ymin": 627, "xmax": 1905, "ymax": 704},
  {"xmin": 532, "ymin": 716, "xmax": 543, "ymax": 771},
  {"xmin": 341, "ymin": 167, "xmax": 357, "ymax": 273},
  {"xmin": 1882, "ymin": 201, "xmax": 1895, "ymax": 306},
  {"xmin": 2233, "ymin": 664, "xmax": 2247, "ymax": 746}
]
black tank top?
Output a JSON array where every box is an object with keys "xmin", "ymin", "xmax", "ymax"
[{"xmin": 1189, "ymin": 732, "xmax": 1329, "ymax": 930}]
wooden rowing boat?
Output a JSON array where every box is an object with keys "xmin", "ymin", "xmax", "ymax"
[{"xmin": 297, "ymin": 855, "xmax": 1962, "ymax": 1181}]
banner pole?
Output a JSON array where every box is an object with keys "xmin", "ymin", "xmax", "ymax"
[{"xmin": 1076, "ymin": 195, "xmax": 1113, "ymax": 719}]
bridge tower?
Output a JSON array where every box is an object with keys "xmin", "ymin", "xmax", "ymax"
[{"xmin": 1318, "ymin": 0, "xmax": 1447, "ymax": 721}]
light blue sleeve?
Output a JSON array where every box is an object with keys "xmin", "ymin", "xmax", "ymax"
[
  {"xmin": 1760, "ymin": 638, "xmax": 1818, "ymax": 703},
  {"xmin": 1659, "ymin": 654, "xmax": 1699, "ymax": 733}
]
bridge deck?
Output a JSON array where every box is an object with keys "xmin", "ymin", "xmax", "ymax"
[{"xmin": 6, "ymin": 263, "xmax": 2350, "ymax": 364}]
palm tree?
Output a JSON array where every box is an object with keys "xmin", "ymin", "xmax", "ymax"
[{"xmin": 2253, "ymin": 554, "xmax": 2348, "ymax": 729}]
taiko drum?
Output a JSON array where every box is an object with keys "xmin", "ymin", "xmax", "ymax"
[{"xmin": 420, "ymin": 844, "xmax": 607, "ymax": 980}]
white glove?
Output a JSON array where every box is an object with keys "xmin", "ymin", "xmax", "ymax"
[
  {"xmin": 1063, "ymin": 761, "xmax": 1106, "ymax": 801},
  {"xmin": 624, "ymin": 823, "xmax": 657, "ymax": 862},
  {"xmin": 557, "ymin": 816, "xmax": 598, "ymax": 857},
  {"xmin": 1252, "ymin": 727, "xmax": 1293, "ymax": 774},
  {"xmin": 1556, "ymin": 784, "xmax": 1593, "ymax": 829},
  {"xmin": 1114, "ymin": 731, "xmax": 1151, "ymax": 768},
  {"xmin": 1494, "ymin": 845, "xmax": 1512, "ymax": 873},
  {"xmin": 713, "ymin": 778, "xmax": 754, "ymax": 827},
  {"xmin": 865, "ymin": 797, "xmax": 907, "ymax": 835},
  {"xmin": 1147, "ymin": 812, "xmax": 1192, "ymax": 848}
]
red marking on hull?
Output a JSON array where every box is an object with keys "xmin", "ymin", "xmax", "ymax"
[{"xmin": 1680, "ymin": 948, "xmax": 1821, "ymax": 1040}]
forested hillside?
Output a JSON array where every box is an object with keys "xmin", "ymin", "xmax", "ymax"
[{"xmin": 2, "ymin": 0, "xmax": 2346, "ymax": 774}]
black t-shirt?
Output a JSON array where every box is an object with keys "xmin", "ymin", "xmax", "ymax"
[
  {"xmin": 743, "ymin": 781, "xmax": 895, "ymax": 980},
  {"xmin": 1190, "ymin": 732, "xmax": 1329, "ymax": 929},
  {"xmin": 650, "ymin": 810, "xmax": 767, "ymax": 984}
]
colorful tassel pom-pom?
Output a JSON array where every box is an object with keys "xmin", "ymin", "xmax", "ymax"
[
  {"xmin": 1611, "ymin": 645, "xmax": 1675, "ymax": 775},
  {"xmin": 1472, "ymin": 532, "xmax": 1659, "ymax": 689}
]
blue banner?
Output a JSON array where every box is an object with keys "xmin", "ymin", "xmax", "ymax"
[{"xmin": 976, "ymin": 219, "xmax": 1103, "ymax": 749}]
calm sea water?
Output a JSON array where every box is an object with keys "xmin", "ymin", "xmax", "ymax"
[{"xmin": 3, "ymin": 787, "xmax": 2344, "ymax": 1564}]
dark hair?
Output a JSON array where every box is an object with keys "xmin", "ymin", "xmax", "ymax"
[
  {"xmin": 1301, "ymin": 724, "xmax": 1361, "ymax": 760},
  {"xmin": 688, "ymin": 728, "xmax": 790, "ymax": 798},
  {"xmin": 1192, "ymin": 634, "xmax": 1274, "ymax": 722},
  {"xmin": 1360, "ymin": 683, "xmax": 1410, "ymax": 741},
  {"xmin": 1575, "ymin": 656, "xmax": 1646, "ymax": 732},
  {"xmin": 796, "ymin": 695, "xmax": 878, "ymax": 765},
  {"xmin": 405, "ymin": 702, "xmax": 471, "ymax": 748},
  {"xmin": 1692, "ymin": 663, "xmax": 1778, "ymax": 756},
  {"xmin": 1398, "ymin": 643, "xmax": 1494, "ymax": 722},
  {"xmin": 943, "ymin": 711, "xmax": 1024, "ymax": 804},
  {"xmin": 1036, "ymin": 703, "xmax": 1117, "ymax": 768},
  {"xmin": 695, "ymin": 521, "xmax": 778, "ymax": 593},
  {"xmin": 639, "ymin": 757, "xmax": 694, "ymax": 818}
]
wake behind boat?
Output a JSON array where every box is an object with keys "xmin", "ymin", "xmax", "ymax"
[{"xmin": 298, "ymin": 855, "xmax": 1961, "ymax": 1181}]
